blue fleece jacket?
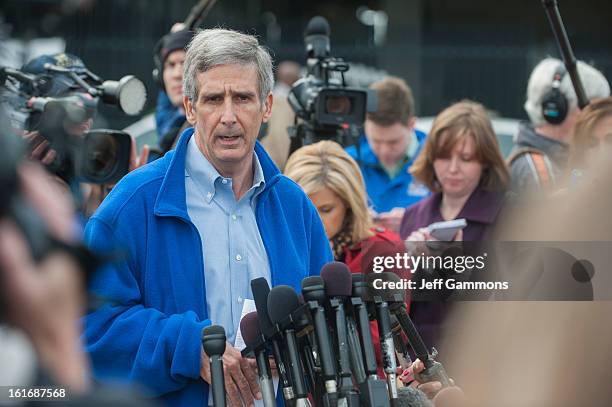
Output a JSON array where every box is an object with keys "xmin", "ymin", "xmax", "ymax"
[
  {"xmin": 83, "ymin": 128, "xmax": 333, "ymax": 406},
  {"xmin": 345, "ymin": 130, "xmax": 429, "ymax": 213}
]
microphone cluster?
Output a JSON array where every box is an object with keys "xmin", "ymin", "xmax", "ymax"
[{"xmin": 201, "ymin": 261, "xmax": 457, "ymax": 407}]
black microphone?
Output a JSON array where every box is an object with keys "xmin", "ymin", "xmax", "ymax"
[
  {"xmin": 350, "ymin": 274, "xmax": 391, "ymax": 407},
  {"xmin": 202, "ymin": 325, "xmax": 227, "ymax": 407},
  {"xmin": 251, "ymin": 278, "xmax": 295, "ymax": 404},
  {"xmin": 365, "ymin": 273, "xmax": 400, "ymax": 407},
  {"xmin": 268, "ymin": 285, "xmax": 311, "ymax": 407},
  {"xmin": 351, "ymin": 274, "xmax": 380, "ymax": 377},
  {"xmin": 382, "ymin": 273, "xmax": 451, "ymax": 388},
  {"xmin": 240, "ymin": 312, "xmax": 277, "ymax": 407},
  {"xmin": 302, "ymin": 276, "xmax": 339, "ymax": 407},
  {"xmin": 304, "ymin": 16, "xmax": 331, "ymax": 59},
  {"xmin": 390, "ymin": 314, "xmax": 413, "ymax": 370},
  {"xmin": 320, "ymin": 262, "xmax": 361, "ymax": 407}
]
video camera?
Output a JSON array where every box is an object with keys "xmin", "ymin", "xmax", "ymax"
[
  {"xmin": 288, "ymin": 16, "xmax": 375, "ymax": 152},
  {"xmin": 0, "ymin": 53, "xmax": 147, "ymax": 184}
]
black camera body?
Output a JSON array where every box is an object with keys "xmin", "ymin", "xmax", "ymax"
[
  {"xmin": 288, "ymin": 16, "xmax": 373, "ymax": 152},
  {"xmin": 0, "ymin": 53, "xmax": 147, "ymax": 184}
]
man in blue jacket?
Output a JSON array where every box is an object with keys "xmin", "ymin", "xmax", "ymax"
[
  {"xmin": 346, "ymin": 77, "xmax": 429, "ymax": 233},
  {"xmin": 83, "ymin": 28, "xmax": 332, "ymax": 407}
]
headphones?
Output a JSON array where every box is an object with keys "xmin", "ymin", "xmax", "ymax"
[
  {"xmin": 541, "ymin": 63, "xmax": 568, "ymax": 125},
  {"xmin": 152, "ymin": 38, "xmax": 165, "ymax": 90}
]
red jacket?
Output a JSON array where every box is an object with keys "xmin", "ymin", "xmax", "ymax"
[{"xmin": 343, "ymin": 227, "xmax": 410, "ymax": 377}]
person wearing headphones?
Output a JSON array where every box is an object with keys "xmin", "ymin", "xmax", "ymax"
[
  {"xmin": 508, "ymin": 57, "xmax": 609, "ymax": 194},
  {"xmin": 152, "ymin": 24, "xmax": 193, "ymax": 153}
]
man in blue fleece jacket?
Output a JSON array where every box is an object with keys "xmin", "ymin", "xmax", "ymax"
[{"xmin": 83, "ymin": 28, "xmax": 332, "ymax": 407}]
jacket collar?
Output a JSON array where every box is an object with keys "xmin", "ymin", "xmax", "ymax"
[
  {"xmin": 428, "ymin": 186, "xmax": 505, "ymax": 225},
  {"xmin": 515, "ymin": 121, "xmax": 569, "ymax": 167},
  {"xmin": 154, "ymin": 127, "xmax": 281, "ymax": 220}
]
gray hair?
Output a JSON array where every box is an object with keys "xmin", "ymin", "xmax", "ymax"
[
  {"xmin": 183, "ymin": 28, "xmax": 274, "ymax": 105},
  {"xmin": 524, "ymin": 57, "xmax": 610, "ymax": 126}
]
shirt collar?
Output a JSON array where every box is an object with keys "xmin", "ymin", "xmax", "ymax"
[
  {"xmin": 185, "ymin": 136, "xmax": 266, "ymax": 204},
  {"xmin": 380, "ymin": 131, "xmax": 419, "ymax": 177}
]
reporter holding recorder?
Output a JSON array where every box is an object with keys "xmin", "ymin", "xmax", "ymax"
[{"xmin": 399, "ymin": 100, "xmax": 509, "ymax": 349}]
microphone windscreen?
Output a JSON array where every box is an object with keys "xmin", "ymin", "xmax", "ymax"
[
  {"xmin": 203, "ymin": 325, "xmax": 225, "ymax": 337},
  {"xmin": 397, "ymin": 386, "xmax": 433, "ymax": 407},
  {"xmin": 432, "ymin": 386, "xmax": 466, "ymax": 407},
  {"xmin": 202, "ymin": 325, "xmax": 226, "ymax": 356},
  {"xmin": 302, "ymin": 275, "xmax": 324, "ymax": 289},
  {"xmin": 240, "ymin": 311, "xmax": 261, "ymax": 348},
  {"xmin": 321, "ymin": 261, "xmax": 353, "ymax": 297},
  {"xmin": 304, "ymin": 16, "xmax": 330, "ymax": 37},
  {"xmin": 267, "ymin": 285, "xmax": 300, "ymax": 324}
]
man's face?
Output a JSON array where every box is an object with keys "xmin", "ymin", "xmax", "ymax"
[
  {"xmin": 163, "ymin": 50, "xmax": 186, "ymax": 107},
  {"xmin": 364, "ymin": 119, "xmax": 415, "ymax": 168},
  {"xmin": 184, "ymin": 64, "xmax": 272, "ymax": 170}
]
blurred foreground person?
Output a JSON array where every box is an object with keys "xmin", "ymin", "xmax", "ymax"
[
  {"xmin": 0, "ymin": 162, "xmax": 155, "ymax": 406},
  {"xmin": 285, "ymin": 139, "xmax": 408, "ymax": 376},
  {"xmin": 509, "ymin": 57, "xmax": 609, "ymax": 194},
  {"xmin": 346, "ymin": 76, "xmax": 429, "ymax": 233},
  {"xmin": 399, "ymin": 100, "xmax": 509, "ymax": 349},
  {"xmin": 439, "ymin": 115, "xmax": 612, "ymax": 406}
]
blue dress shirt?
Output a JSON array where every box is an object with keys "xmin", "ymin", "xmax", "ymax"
[{"xmin": 184, "ymin": 136, "xmax": 270, "ymax": 344}]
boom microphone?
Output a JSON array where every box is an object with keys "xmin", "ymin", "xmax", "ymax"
[
  {"xmin": 240, "ymin": 312, "xmax": 277, "ymax": 407},
  {"xmin": 202, "ymin": 325, "xmax": 227, "ymax": 407}
]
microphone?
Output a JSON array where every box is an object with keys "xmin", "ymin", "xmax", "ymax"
[
  {"xmin": 365, "ymin": 273, "xmax": 400, "ymax": 407},
  {"xmin": 350, "ymin": 274, "xmax": 391, "ymax": 407},
  {"xmin": 268, "ymin": 285, "xmax": 311, "ymax": 407},
  {"xmin": 240, "ymin": 312, "xmax": 277, "ymax": 407},
  {"xmin": 202, "ymin": 325, "xmax": 227, "ymax": 407},
  {"xmin": 382, "ymin": 273, "xmax": 451, "ymax": 388},
  {"xmin": 302, "ymin": 276, "xmax": 339, "ymax": 407},
  {"xmin": 304, "ymin": 16, "xmax": 331, "ymax": 59},
  {"xmin": 320, "ymin": 262, "xmax": 361, "ymax": 407},
  {"xmin": 251, "ymin": 278, "xmax": 295, "ymax": 404},
  {"xmin": 390, "ymin": 314, "xmax": 413, "ymax": 370},
  {"xmin": 351, "ymin": 274, "xmax": 380, "ymax": 377}
]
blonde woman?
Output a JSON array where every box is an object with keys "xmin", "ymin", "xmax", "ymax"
[
  {"xmin": 284, "ymin": 140, "xmax": 401, "ymax": 263},
  {"xmin": 285, "ymin": 140, "xmax": 408, "ymax": 376}
]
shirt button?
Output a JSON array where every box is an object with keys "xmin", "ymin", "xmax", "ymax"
[
  {"xmin": 206, "ymin": 192, "xmax": 212, "ymax": 199},
  {"xmin": 232, "ymin": 214, "xmax": 237, "ymax": 221},
  {"xmin": 235, "ymin": 254, "xmax": 242, "ymax": 261},
  {"xmin": 237, "ymin": 296, "xmax": 243, "ymax": 303}
]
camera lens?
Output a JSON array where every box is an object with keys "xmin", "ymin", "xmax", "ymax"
[
  {"xmin": 325, "ymin": 95, "xmax": 352, "ymax": 115},
  {"xmin": 82, "ymin": 132, "xmax": 119, "ymax": 179}
]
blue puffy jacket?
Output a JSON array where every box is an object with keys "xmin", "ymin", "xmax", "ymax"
[
  {"xmin": 345, "ymin": 131, "xmax": 429, "ymax": 213},
  {"xmin": 83, "ymin": 128, "xmax": 333, "ymax": 406}
]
